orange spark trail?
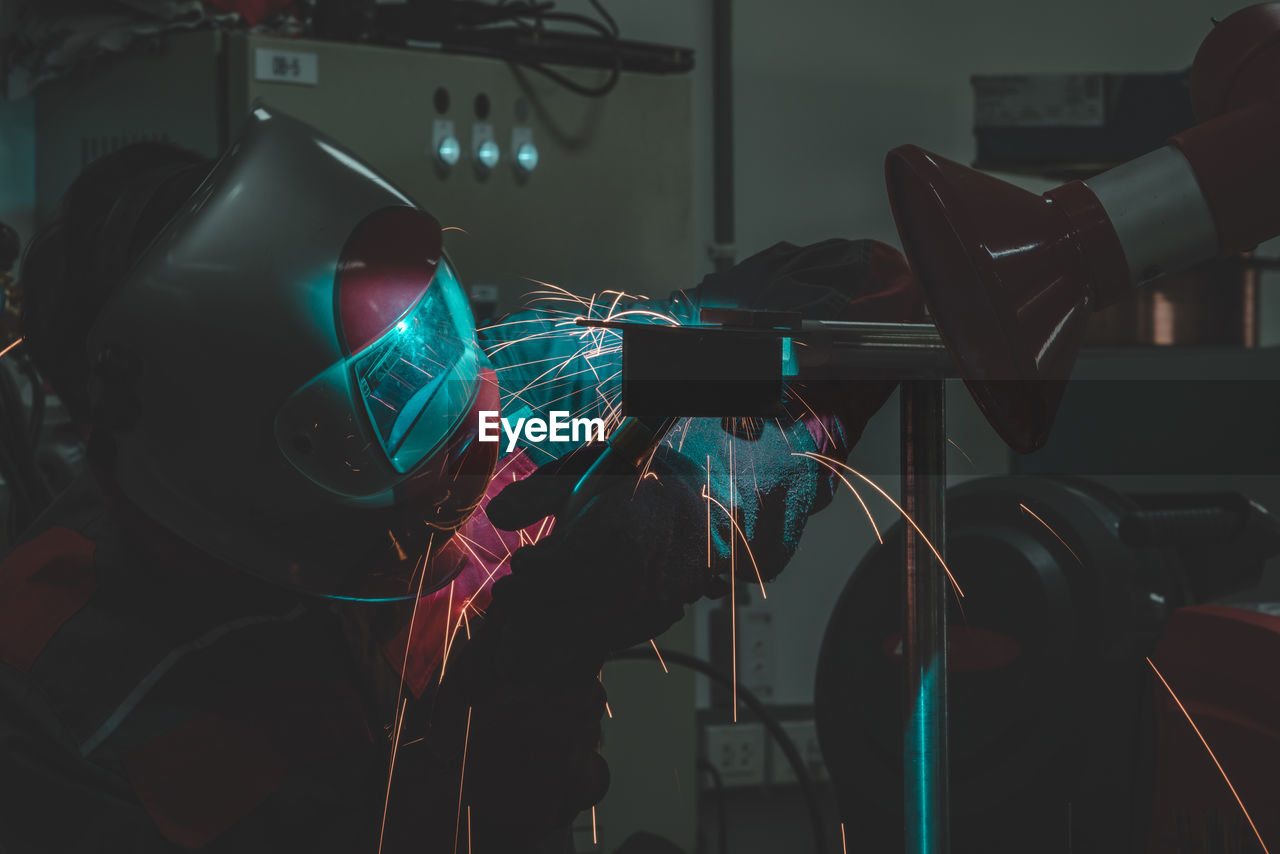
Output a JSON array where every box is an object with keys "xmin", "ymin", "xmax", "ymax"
[
  {"xmin": 649, "ymin": 639, "xmax": 669, "ymax": 674},
  {"xmin": 841, "ymin": 822, "xmax": 848, "ymax": 853},
  {"xmin": 1146, "ymin": 657, "xmax": 1270, "ymax": 854},
  {"xmin": 798, "ymin": 458, "xmax": 880, "ymax": 545},
  {"xmin": 454, "ymin": 706, "xmax": 473, "ymax": 854},
  {"xmin": 0, "ymin": 337, "xmax": 21, "ymax": 360},
  {"xmin": 702, "ymin": 487, "xmax": 767, "ymax": 598},
  {"xmin": 467, "ymin": 805, "xmax": 472, "ymax": 854},
  {"xmin": 592, "ymin": 806, "xmax": 599, "ymax": 845},
  {"xmin": 377, "ymin": 697, "xmax": 408, "ymax": 854},
  {"xmin": 387, "ymin": 529, "xmax": 408, "ymax": 561},
  {"xmin": 1019, "ymin": 503, "xmax": 1082, "ymax": 565},
  {"xmin": 439, "ymin": 580, "xmax": 457, "ymax": 683},
  {"xmin": 795, "ymin": 452, "xmax": 964, "ymax": 599},
  {"xmin": 730, "ymin": 437, "xmax": 738, "ymax": 722},
  {"xmin": 948, "ymin": 438, "xmax": 975, "ymax": 468},
  {"xmin": 378, "ymin": 534, "xmax": 435, "ymax": 854},
  {"xmin": 442, "ymin": 226, "xmax": 469, "ymax": 234}
]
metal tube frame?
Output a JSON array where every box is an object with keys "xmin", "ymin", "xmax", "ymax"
[
  {"xmin": 605, "ymin": 317, "xmax": 957, "ymax": 851},
  {"xmin": 901, "ymin": 379, "xmax": 950, "ymax": 854}
]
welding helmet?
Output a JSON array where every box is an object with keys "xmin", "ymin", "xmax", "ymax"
[{"xmin": 85, "ymin": 106, "xmax": 497, "ymax": 600}]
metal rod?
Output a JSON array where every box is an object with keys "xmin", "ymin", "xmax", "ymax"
[
  {"xmin": 576, "ymin": 318, "xmax": 956, "ymax": 379},
  {"xmin": 794, "ymin": 321, "xmax": 954, "ymax": 380},
  {"xmin": 901, "ymin": 379, "xmax": 950, "ymax": 854}
]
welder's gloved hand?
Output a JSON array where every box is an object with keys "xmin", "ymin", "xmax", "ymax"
[
  {"xmin": 486, "ymin": 442, "xmax": 722, "ymax": 674},
  {"xmin": 693, "ymin": 238, "xmax": 925, "ymax": 508}
]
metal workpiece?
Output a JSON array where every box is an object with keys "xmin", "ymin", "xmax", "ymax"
[
  {"xmin": 793, "ymin": 321, "xmax": 954, "ymax": 380},
  {"xmin": 900, "ymin": 380, "xmax": 951, "ymax": 854}
]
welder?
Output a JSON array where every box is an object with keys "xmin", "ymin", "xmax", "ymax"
[{"xmin": 0, "ymin": 108, "xmax": 919, "ymax": 853}]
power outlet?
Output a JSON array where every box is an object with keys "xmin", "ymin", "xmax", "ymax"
[
  {"xmin": 704, "ymin": 722, "xmax": 766, "ymax": 787},
  {"xmin": 771, "ymin": 719, "xmax": 828, "ymax": 785}
]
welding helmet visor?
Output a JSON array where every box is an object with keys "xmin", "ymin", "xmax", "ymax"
[{"xmin": 274, "ymin": 222, "xmax": 485, "ymax": 500}]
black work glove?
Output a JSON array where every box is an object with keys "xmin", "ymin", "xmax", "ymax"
[{"xmin": 485, "ymin": 442, "xmax": 724, "ymax": 676}]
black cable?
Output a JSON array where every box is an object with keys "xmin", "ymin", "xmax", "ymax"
[
  {"xmin": 444, "ymin": 42, "xmax": 621, "ymax": 96},
  {"xmin": 696, "ymin": 758, "xmax": 729, "ymax": 854},
  {"xmin": 586, "ymin": 0, "xmax": 617, "ymax": 37},
  {"xmin": 607, "ymin": 646, "xmax": 828, "ymax": 854},
  {"xmin": 440, "ymin": 1, "xmax": 623, "ymax": 97}
]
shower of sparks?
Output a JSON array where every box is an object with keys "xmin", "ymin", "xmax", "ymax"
[
  {"xmin": 649, "ymin": 639, "xmax": 669, "ymax": 674},
  {"xmin": 795, "ymin": 451, "xmax": 964, "ymax": 599},
  {"xmin": 479, "ymin": 282, "xmax": 682, "ymax": 449},
  {"xmin": 454, "ymin": 705, "xmax": 473, "ymax": 854},
  {"xmin": 947, "ymin": 438, "xmax": 975, "ymax": 468},
  {"xmin": 1146, "ymin": 657, "xmax": 1270, "ymax": 854},
  {"xmin": 1019, "ymin": 502, "xmax": 1083, "ymax": 565},
  {"xmin": 0, "ymin": 337, "xmax": 21, "ymax": 360}
]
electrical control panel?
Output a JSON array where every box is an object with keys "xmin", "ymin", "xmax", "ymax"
[{"xmin": 35, "ymin": 30, "xmax": 694, "ymax": 314}]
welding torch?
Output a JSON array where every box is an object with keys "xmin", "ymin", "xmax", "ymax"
[{"xmin": 560, "ymin": 415, "xmax": 678, "ymax": 524}]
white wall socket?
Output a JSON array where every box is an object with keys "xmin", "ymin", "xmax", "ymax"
[{"xmin": 704, "ymin": 722, "xmax": 766, "ymax": 787}]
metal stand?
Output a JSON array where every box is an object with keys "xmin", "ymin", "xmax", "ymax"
[
  {"xmin": 603, "ymin": 317, "xmax": 958, "ymax": 852},
  {"xmin": 901, "ymin": 380, "xmax": 950, "ymax": 854}
]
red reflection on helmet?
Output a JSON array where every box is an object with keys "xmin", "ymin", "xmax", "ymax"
[{"xmin": 338, "ymin": 207, "xmax": 445, "ymax": 355}]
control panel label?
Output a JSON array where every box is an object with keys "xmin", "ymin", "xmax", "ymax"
[{"xmin": 254, "ymin": 49, "xmax": 319, "ymax": 86}]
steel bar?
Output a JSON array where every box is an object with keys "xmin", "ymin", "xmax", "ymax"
[
  {"xmin": 793, "ymin": 321, "xmax": 954, "ymax": 380},
  {"xmin": 901, "ymin": 379, "xmax": 950, "ymax": 854}
]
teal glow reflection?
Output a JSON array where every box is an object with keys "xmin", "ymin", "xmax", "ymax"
[{"xmin": 781, "ymin": 337, "xmax": 798, "ymax": 377}]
